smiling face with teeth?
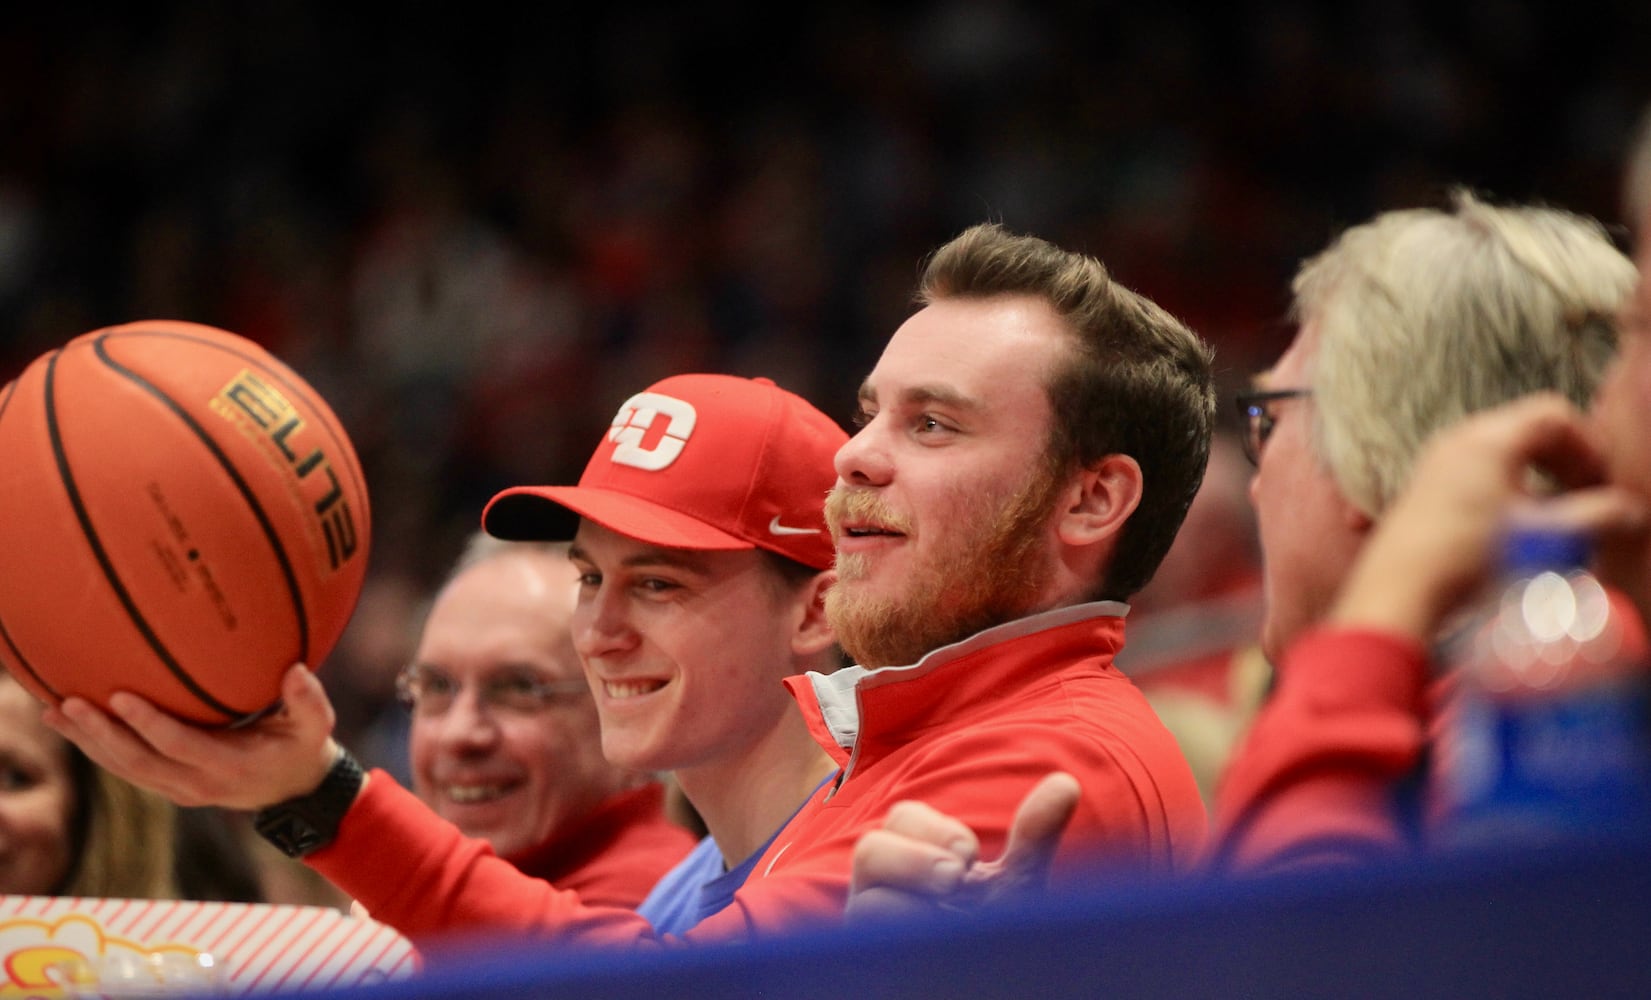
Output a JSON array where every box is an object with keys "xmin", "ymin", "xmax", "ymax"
[
  {"xmin": 568, "ymin": 522, "xmax": 823, "ymax": 779},
  {"xmin": 408, "ymin": 548, "xmax": 640, "ymax": 863}
]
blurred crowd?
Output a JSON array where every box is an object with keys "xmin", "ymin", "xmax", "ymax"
[{"xmin": 1, "ymin": 0, "xmax": 1646, "ymax": 777}]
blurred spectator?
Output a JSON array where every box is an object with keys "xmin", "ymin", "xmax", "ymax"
[
  {"xmin": 1214, "ymin": 114, "xmax": 1651, "ymax": 871},
  {"xmin": 1212, "ymin": 188, "xmax": 1635, "ymax": 870},
  {"xmin": 325, "ymin": 568, "xmax": 424, "ymax": 787},
  {"xmin": 1117, "ymin": 430, "xmax": 1267, "ymax": 807},
  {"xmin": 397, "ymin": 532, "xmax": 694, "ymax": 906},
  {"xmin": 0, "ymin": 671, "xmax": 263, "ymax": 901}
]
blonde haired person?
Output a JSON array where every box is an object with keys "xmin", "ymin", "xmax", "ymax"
[
  {"xmin": 61, "ymin": 761, "xmax": 178, "ymax": 897},
  {"xmin": 1210, "ymin": 115, "xmax": 1651, "ymax": 872},
  {"xmin": 1305, "ymin": 188, "xmax": 1626, "ymax": 517},
  {"xmin": 1243, "ymin": 188, "xmax": 1633, "ymax": 667},
  {"xmin": 2, "ymin": 672, "xmax": 170, "ymax": 897},
  {"xmin": 2, "ymin": 671, "xmax": 264, "ymax": 900}
]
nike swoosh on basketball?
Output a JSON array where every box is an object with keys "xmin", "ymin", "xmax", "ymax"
[{"xmin": 768, "ymin": 516, "xmax": 821, "ymax": 536}]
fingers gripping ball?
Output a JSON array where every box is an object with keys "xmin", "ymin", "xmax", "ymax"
[{"xmin": 0, "ymin": 320, "xmax": 371, "ymax": 725}]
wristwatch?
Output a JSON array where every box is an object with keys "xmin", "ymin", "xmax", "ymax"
[{"xmin": 253, "ymin": 747, "xmax": 366, "ymax": 858}]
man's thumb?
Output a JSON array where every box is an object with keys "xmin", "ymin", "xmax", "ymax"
[{"xmin": 996, "ymin": 772, "xmax": 1081, "ymax": 881}]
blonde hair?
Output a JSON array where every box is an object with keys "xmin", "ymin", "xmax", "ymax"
[
  {"xmin": 61, "ymin": 759, "xmax": 180, "ymax": 898},
  {"xmin": 1, "ymin": 670, "xmax": 251, "ymax": 900},
  {"xmin": 1298, "ymin": 189, "xmax": 1634, "ymax": 516}
]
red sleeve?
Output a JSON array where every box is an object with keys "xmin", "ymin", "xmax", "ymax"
[
  {"xmin": 514, "ymin": 785, "xmax": 698, "ymax": 909},
  {"xmin": 1210, "ymin": 627, "xmax": 1432, "ymax": 874},
  {"xmin": 307, "ymin": 775, "xmax": 835, "ymax": 951},
  {"xmin": 307, "ymin": 692, "xmax": 1206, "ymax": 954},
  {"xmin": 308, "ymin": 776, "xmax": 661, "ymax": 950}
]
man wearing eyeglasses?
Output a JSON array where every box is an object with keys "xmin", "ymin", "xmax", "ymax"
[
  {"xmin": 1231, "ymin": 191, "xmax": 1628, "ymax": 703},
  {"xmin": 1212, "ymin": 194, "xmax": 1636, "ymax": 871},
  {"xmin": 399, "ymin": 533, "xmax": 695, "ymax": 907}
]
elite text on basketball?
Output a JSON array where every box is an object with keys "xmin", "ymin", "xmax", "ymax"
[{"xmin": 213, "ymin": 370, "xmax": 361, "ymax": 573}]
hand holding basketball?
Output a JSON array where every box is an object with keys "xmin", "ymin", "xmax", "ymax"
[
  {"xmin": 44, "ymin": 664, "xmax": 344, "ymax": 810},
  {"xmin": 0, "ymin": 320, "xmax": 371, "ymax": 724}
]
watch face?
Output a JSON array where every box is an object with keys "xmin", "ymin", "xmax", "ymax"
[
  {"xmin": 253, "ymin": 751, "xmax": 365, "ymax": 857},
  {"xmin": 254, "ymin": 810, "xmax": 328, "ymax": 858}
]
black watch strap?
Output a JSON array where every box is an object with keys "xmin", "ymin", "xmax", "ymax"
[{"xmin": 253, "ymin": 748, "xmax": 366, "ymax": 858}]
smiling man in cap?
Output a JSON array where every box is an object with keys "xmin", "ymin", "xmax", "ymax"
[
  {"xmin": 483, "ymin": 373, "xmax": 846, "ymax": 934},
  {"xmin": 45, "ymin": 371, "xmax": 848, "ymax": 948}
]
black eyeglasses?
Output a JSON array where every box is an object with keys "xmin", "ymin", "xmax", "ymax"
[{"xmin": 1234, "ymin": 388, "xmax": 1311, "ymax": 466}]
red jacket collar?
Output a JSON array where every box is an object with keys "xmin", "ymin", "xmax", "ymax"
[{"xmin": 786, "ymin": 602, "xmax": 1129, "ymax": 774}]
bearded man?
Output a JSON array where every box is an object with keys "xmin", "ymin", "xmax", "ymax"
[{"xmin": 768, "ymin": 221, "xmax": 1215, "ymax": 897}]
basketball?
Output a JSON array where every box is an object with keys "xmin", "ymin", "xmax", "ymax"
[{"xmin": 0, "ymin": 320, "xmax": 371, "ymax": 726}]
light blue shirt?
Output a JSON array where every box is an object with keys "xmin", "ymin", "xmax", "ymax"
[
  {"xmin": 635, "ymin": 835, "xmax": 741, "ymax": 935},
  {"xmin": 636, "ymin": 774, "xmax": 835, "ymax": 935}
]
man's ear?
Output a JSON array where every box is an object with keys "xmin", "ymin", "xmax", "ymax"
[
  {"xmin": 791, "ymin": 569, "xmax": 838, "ymax": 658},
  {"xmin": 1343, "ymin": 494, "xmax": 1376, "ymax": 538},
  {"xmin": 1055, "ymin": 454, "xmax": 1143, "ymax": 548}
]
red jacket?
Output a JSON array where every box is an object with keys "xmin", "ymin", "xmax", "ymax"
[
  {"xmin": 310, "ymin": 604, "xmax": 1206, "ymax": 948},
  {"xmin": 756, "ymin": 602, "xmax": 1207, "ymax": 922},
  {"xmin": 1214, "ymin": 597, "xmax": 1651, "ymax": 873},
  {"xmin": 507, "ymin": 783, "xmax": 696, "ymax": 908},
  {"xmin": 1210, "ymin": 627, "xmax": 1436, "ymax": 873}
]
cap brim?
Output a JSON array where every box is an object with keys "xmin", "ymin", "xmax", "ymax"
[{"xmin": 482, "ymin": 486, "xmax": 754, "ymax": 551}]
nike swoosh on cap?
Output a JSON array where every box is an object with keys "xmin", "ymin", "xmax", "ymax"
[{"xmin": 768, "ymin": 515, "xmax": 821, "ymax": 536}]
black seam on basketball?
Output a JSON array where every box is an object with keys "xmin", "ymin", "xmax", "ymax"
[
  {"xmin": 0, "ymin": 376, "xmax": 57, "ymax": 695},
  {"xmin": 92, "ymin": 334, "xmax": 315, "ymax": 666},
  {"xmin": 97, "ymin": 338, "xmax": 331, "ymax": 673},
  {"xmin": 46, "ymin": 351, "xmax": 243, "ymax": 721},
  {"xmin": 89, "ymin": 334, "xmax": 314, "ymax": 671},
  {"xmin": 0, "ymin": 371, "xmax": 65, "ymax": 700},
  {"xmin": 0, "ymin": 614, "xmax": 55, "ymax": 697},
  {"xmin": 45, "ymin": 346, "xmax": 239, "ymax": 723},
  {"xmin": 102, "ymin": 326, "xmax": 369, "ymax": 509}
]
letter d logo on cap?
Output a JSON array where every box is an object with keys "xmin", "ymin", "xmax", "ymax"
[{"xmin": 607, "ymin": 392, "xmax": 698, "ymax": 471}]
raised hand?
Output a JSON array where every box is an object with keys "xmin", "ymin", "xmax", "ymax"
[
  {"xmin": 847, "ymin": 772, "xmax": 1080, "ymax": 922},
  {"xmin": 1332, "ymin": 393, "xmax": 1650, "ymax": 642}
]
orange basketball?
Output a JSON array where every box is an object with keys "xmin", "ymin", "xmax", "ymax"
[{"xmin": 0, "ymin": 320, "xmax": 371, "ymax": 725}]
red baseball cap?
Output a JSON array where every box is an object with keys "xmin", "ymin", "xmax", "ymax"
[{"xmin": 482, "ymin": 374, "xmax": 846, "ymax": 570}]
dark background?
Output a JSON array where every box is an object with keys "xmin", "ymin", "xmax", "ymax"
[{"xmin": 2, "ymin": 2, "xmax": 1647, "ymax": 751}]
